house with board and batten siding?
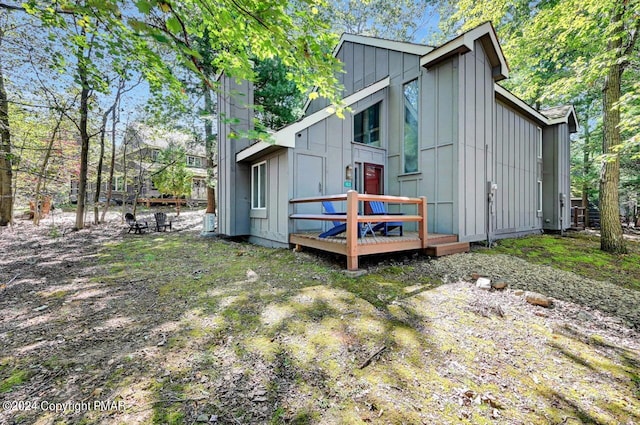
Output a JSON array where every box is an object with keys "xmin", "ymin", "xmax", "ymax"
[{"xmin": 217, "ymin": 22, "xmax": 578, "ymax": 249}]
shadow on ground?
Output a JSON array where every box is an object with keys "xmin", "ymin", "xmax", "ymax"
[{"xmin": 1, "ymin": 220, "xmax": 639, "ymax": 424}]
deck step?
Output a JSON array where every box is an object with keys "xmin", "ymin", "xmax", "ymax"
[
  {"xmin": 427, "ymin": 234, "xmax": 459, "ymax": 244},
  {"xmin": 425, "ymin": 241, "xmax": 470, "ymax": 257}
]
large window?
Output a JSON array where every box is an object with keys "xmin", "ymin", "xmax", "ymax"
[
  {"xmin": 354, "ymin": 103, "xmax": 380, "ymax": 146},
  {"xmin": 403, "ymin": 79, "xmax": 419, "ymax": 173},
  {"xmin": 252, "ymin": 161, "xmax": 267, "ymax": 209}
]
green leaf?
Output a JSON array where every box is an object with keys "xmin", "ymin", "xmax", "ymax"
[
  {"xmin": 166, "ymin": 16, "xmax": 182, "ymax": 34},
  {"xmin": 135, "ymin": 0, "xmax": 152, "ymax": 14},
  {"xmin": 150, "ymin": 32, "xmax": 170, "ymax": 43}
]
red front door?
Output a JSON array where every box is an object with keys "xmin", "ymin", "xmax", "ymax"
[{"xmin": 364, "ymin": 163, "xmax": 383, "ymax": 214}]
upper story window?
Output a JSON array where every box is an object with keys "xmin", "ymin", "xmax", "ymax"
[
  {"xmin": 354, "ymin": 102, "xmax": 380, "ymax": 147},
  {"xmin": 151, "ymin": 149, "xmax": 160, "ymax": 162},
  {"xmin": 403, "ymin": 79, "xmax": 419, "ymax": 173},
  {"xmin": 187, "ymin": 155, "xmax": 201, "ymax": 167},
  {"xmin": 251, "ymin": 161, "xmax": 266, "ymax": 209},
  {"xmin": 111, "ymin": 176, "xmax": 124, "ymax": 191}
]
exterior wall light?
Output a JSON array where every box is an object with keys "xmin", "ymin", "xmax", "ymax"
[{"xmin": 345, "ymin": 165, "xmax": 353, "ymax": 180}]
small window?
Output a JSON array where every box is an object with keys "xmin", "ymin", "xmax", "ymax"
[
  {"xmin": 537, "ymin": 180, "xmax": 543, "ymax": 213},
  {"xmin": 151, "ymin": 150, "xmax": 160, "ymax": 162},
  {"xmin": 403, "ymin": 79, "xmax": 419, "ymax": 173},
  {"xmin": 111, "ymin": 176, "xmax": 124, "ymax": 191},
  {"xmin": 187, "ymin": 156, "xmax": 201, "ymax": 167},
  {"xmin": 354, "ymin": 103, "xmax": 380, "ymax": 146},
  {"xmin": 251, "ymin": 161, "xmax": 267, "ymax": 209},
  {"xmin": 537, "ymin": 127, "xmax": 542, "ymax": 159}
]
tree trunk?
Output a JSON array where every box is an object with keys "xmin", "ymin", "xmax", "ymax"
[
  {"xmin": 74, "ymin": 31, "xmax": 90, "ymax": 231},
  {"xmin": 93, "ymin": 113, "xmax": 108, "ymax": 224},
  {"xmin": 33, "ymin": 117, "xmax": 63, "ymax": 226},
  {"xmin": 100, "ymin": 78, "xmax": 125, "ymax": 223},
  {"xmin": 599, "ymin": 29, "xmax": 626, "ymax": 253},
  {"xmin": 101, "ymin": 98, "xmax": 118, "ymax": 223},
  {"xmin": 0, "ymin": 32, "xmax": 13, "ymax": 226},
  {"xmin": 203, "ymin": 84, "xmax": 216, "ymax": 215},
  {"xmin": 121, "ymin": 130, "xmax": 129, "ymax": 221},
  {"xmin": 93, "ymin": 110, "xmax": 108, "ymax": 224},
  {"xmin": 581, "ymin": 111, "xmax": 591, "ymax": 226}
]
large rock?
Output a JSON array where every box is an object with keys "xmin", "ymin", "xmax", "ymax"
[
  {"xmin": 492, "ymin": 281, "xmax": 508, "ymax": 290},
  {"xmin": 526, "ymin": 292, "xmax": 552, "ymax": 308}
]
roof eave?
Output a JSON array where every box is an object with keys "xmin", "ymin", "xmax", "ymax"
[
  {"xmin": 495, "ymin": 84, "xmax": 549, "ymax": 126},
  {"xmin": 420, "ymin": 22, "xmax": 509, "ymax": 81},
  {"xmin": 237, "ymin": 76, "xmax": 391, "ymax": 163},
  {"xmin": 545, "ymin": 106, "xmax": 579, "ymax": 133}
]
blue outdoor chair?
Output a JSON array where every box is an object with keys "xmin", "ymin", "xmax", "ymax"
[
  {"xmin": 370, "ymin": 201, "xmax": 404, "ymax": 236},
  {"xmin": 319, "ymin": 201, "xmax": 371, "ymax": 238}
]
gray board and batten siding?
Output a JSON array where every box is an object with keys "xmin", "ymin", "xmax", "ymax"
[
  {"xmin": 217, "ymin": 76, "xmax": 253, "ymax": 237},
  {"xmin": 542, "ymin": 122, "xmax": 572, "ymax": 231},
  {"xmin": 301, "ymin": 36, "xmax": 549, "ymax": 242},
  {"xmin": 248, "ymin": 149, "xmax": 291, "ymax": 247},
  {"xmin": 217, "ymin": 22, "xmax": 577, "ymax": 248}
]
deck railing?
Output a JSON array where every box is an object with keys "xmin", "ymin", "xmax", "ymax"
[{"xmin": 289, "ymin": 190, "xmax": 427, "ymax": 270}]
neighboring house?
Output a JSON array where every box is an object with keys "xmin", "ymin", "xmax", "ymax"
[
  {"xmin": 71, "ymin": 123, "xmax": 214, "ymax": 205},
  {"xmin": 118, "ymin": 123, "xmax": 212, "ymax": 204},
  {"xmin": 217, "ymin": 22, "xmax": 578, "ymax": 248}
]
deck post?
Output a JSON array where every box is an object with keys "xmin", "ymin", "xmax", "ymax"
[
  {"xmin": 346, "ymin": 190, "xmax": 359, "ymax": 270},
  {"xmin": 418, "ymin": 196, "xmax": 428, "ymax": 249}
]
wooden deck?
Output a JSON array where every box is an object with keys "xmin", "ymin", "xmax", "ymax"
[
  {"xmin": 137, "ymin": 198, "xmax": 187, "ymax": 207},
  {"xmin": 290, "ymin": 232, "xmax": 469, "ymax": 264},
  {"xmin": 289, "ymin": 191, "xmax": 469, "ymax": 270}
]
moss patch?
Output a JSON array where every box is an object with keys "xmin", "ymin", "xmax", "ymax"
[{"xmin": 482, "ymin": 233, "xmax": 640, "ymax": 290}]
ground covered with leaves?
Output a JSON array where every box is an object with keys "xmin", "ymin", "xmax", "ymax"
[{"xmin": 1, "ymin": 210, "xmax": 639, "ymax": 424}]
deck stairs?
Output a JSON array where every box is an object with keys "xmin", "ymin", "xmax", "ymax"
[{"xmin": 425, "ymin": 234, "xmax": 470, "ymax": 257}]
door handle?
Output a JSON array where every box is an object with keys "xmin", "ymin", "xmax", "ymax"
[{"xmin": 318, "ymin": 182, "xmax": 322, "ymax": 193}]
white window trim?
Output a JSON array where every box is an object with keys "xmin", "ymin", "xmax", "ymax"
[
  {"xmin": 537, "ymin": 127, "xmax": 542, "ymax": 159},
  {"xmin": 112, "ymin": 176, "xmax": 124, "ymax": 191},
  {"xmin": 187, "ymin": 155, "xmax": 201, "ymax": 167},
  {"xmin": 251, "ymin": 161, "xmax": 267, "ymax": 210},
  {"xmin": 402, "ymin": 78, "xmax": 420, "ymax": 174},
  {"xmin": 537, "ymin": 180, "xmax": 543, "ymax": 213}
]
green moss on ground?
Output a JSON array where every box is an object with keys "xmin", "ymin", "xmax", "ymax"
[{"xmin": 482, "ymin": 233, "xmax": 640, "ymax": 290}]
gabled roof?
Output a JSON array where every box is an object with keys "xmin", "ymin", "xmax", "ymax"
[
  {"xmin": 125, "ymin": 122, "xmax": 206, "ymax": 156},
  {"xmin": 335, "ymin": 33, "xmax": 434, "ymax": 56},
  {"xmin": 495, "ymin": 86, "xmax": 579, "ymax": 133},
  {"xmin": 542, "ymin": 105, "xmax": 579, "ymax": 132},
  {"xmin": 300, "ymin": 34, "xmax": 432, "ymax": 113},
  {"xmin": 236, "ymin": 77, "xmax": 391, "ymax": 162},
  {"xmin": 420, "ymin": 22, "xmax": 509, "ymax": 81}
]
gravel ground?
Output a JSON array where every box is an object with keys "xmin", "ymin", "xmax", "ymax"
[{"xmin": 410, "ymin": 252, "xmax": 640, "ymax": 330}]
